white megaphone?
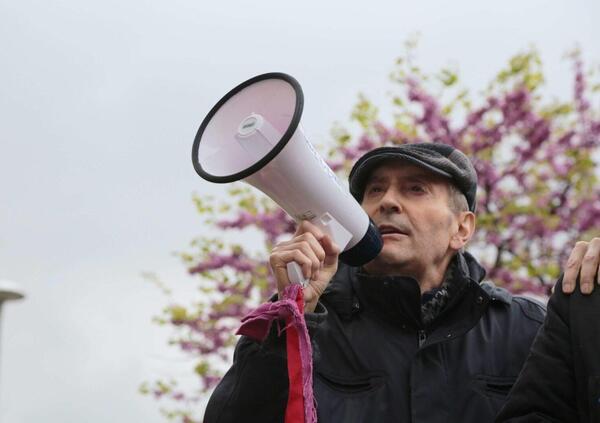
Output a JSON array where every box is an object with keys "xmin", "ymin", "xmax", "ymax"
[{"xmin": 192, "ymin": 72, "xmax": 382, "ymax": 285}]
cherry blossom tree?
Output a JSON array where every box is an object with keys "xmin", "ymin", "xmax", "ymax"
[{"xmin": 142, "ymin": 42, "xmax": 600, "ymax": 422}]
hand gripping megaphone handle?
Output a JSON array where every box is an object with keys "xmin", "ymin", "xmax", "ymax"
[
  {"xmin": 286, "ymin": 212, "xmax": 353, "ymax": 287},
  {"xmin": 286, "ymin": 262, "xmax": 309, "ymax": 286}
]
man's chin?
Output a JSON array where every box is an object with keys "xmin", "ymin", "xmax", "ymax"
[
  {"xmin": 379, "ymin": 244, "xmax": 409, "ymax": 259},
  {"xmin": 364, "ymin": 250, "xmax": 411, "ymax": 272}
]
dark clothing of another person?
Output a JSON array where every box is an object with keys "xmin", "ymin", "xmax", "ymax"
[
  {"xmin": 497, "ymin": 277, "xmax": 600, "ymax": 422},
  {"xmin": 204, "ymin": 252, "xmax": 545, "ymax": 423}
]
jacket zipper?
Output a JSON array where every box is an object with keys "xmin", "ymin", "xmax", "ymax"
[{"xmin": 418, "ymin": 330, "xmax": 427, "ymax": 347}]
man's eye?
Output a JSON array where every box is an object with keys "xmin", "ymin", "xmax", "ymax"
[
  {"xmin": 409, "ymin": 185, "xmax": 426, "ymax": 193},
  {"xmin": 367, "ymin": 186, "xmax": 384, "ymax": 194}
]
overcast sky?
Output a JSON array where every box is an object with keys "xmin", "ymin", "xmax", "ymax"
[{"xmin": 1, "ymin": 0, "xmax": 599, "ymax": 421}]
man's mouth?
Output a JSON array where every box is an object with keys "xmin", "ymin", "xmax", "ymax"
[{"xmin": 378, "ymin": 224, "xmax": 410, "ymax": 237}]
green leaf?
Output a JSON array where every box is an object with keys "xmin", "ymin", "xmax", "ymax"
[
  {"xmin": 351, "ymin": 95, "xmax": 379, "ymax": 129},
  {"xmin": 195, "ymin": 361, "xmax": 210, "ymax": 376},
  {"xmin": 437, "ymin": 68, "xmax": 458, "ymax": 87},
  {"xmin": 169, "ymin": 305, "xmax": 188, "ymax": 321}
]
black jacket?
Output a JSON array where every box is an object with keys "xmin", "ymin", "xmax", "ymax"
[
  {"xmin": 205, "ymin": 253, "xmax": 545, "ymax": 423},
  {"xmin": 497, "ymin": 277, "xmax": 600, "ymax": 422}
]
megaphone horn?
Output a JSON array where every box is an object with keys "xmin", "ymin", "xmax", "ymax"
[{"xmin": 192, "ymin": 72, "xmax": 382, "ymax": 285}]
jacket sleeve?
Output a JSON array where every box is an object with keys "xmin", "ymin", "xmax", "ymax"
[
  {"xmin": 495, "ymin": 277, "xmax": 578, "ymax": 423},
  {"xmin": 203, "ymin": 302, "xmax": 328, "ymax": 423}
]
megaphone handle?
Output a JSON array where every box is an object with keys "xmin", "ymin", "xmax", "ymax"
[{"xmin": 287, "ymin": 262, "xmax": 309, "ymax": 287}]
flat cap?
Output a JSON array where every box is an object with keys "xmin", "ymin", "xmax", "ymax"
[{"xmin": 348, "ymin": 143, "xmax": 478, "ymax": 212}]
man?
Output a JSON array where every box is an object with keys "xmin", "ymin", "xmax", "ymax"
[
  {"xmin": 497, "ymin": 239, "xmax": 600, "ymax": 422},
  {"xmin": 204, "ymin": 143, "xmax": 599, "ymax": 423}
]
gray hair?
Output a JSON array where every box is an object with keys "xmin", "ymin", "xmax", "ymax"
[{"xmin": 448, "ymin": 183, "xmax": 470, "ymax": 215}]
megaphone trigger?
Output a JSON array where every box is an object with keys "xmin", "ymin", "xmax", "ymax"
[{"xmin": 313, "ymin": 212, "xmax": 353, "ymax": 251}]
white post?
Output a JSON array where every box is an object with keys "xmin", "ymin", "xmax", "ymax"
[{"xmin": 0, "ymin": 280, "xmax": 25, "ymax": 422}]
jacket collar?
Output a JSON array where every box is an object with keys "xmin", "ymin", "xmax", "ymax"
[
  {"xmin": 322, "ymin": 252, "xmax": 491, "ymax": 329},
  {"xmin": 480, "ymin": 281, "xmax": 512, "ymax": 305}
]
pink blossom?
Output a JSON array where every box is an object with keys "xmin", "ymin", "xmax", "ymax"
[
  {"xmin": 188, "ymin": 252, "xmax": 255, "ymax": 274},
  {"xmin": 574, "ymin": 58, "xmax": 589, "ymax": 114},
  {"xmin": 406, "ymin": 77, "xmax": 455, "ymax": 144},
  {"xmin": 217, "ymin": 209, "xmax": 295, "ymax": 244},
  {"xmin": 574, "ymin": 199, "xmax": 600, "ymax": 232},
  {"xmin": 525, "ymin": 118, "xmax": 551, "ymax": 147}
]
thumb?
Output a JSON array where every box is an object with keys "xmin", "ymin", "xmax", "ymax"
[{"xmin": 321, "ymin": 235, "xmax": 340, "ymax": 267}]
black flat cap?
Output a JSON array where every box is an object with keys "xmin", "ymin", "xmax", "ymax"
[{"xmin": 348, "ymin": 143, "xmax": 478, "ymax": 212}]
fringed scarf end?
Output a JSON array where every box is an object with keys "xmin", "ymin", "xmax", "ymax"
[{"xmin": 237, "ymin": 284, "xmax": 317, "ymax": 423}]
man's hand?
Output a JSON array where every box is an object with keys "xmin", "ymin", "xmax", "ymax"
[
  {"xmin": 562, "ymin": 237, "xmax": 600, "ymax": 294},
  {"xmin": 269, "ymin": 220, "xmax": 340, "ymax": 313}
]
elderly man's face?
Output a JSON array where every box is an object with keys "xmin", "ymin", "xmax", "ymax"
[{"xmin": 361, "ymin": 160, "xmax": 463, "ymax": 277}]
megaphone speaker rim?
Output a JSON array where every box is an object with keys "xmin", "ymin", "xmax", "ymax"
[{"xmin": 192, "ymin": 72, "xmax": 304, "ymax": 183}]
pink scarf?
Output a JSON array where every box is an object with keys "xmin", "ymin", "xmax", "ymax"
[{"xmin": 237, "ymin": 284, "xmax": 317, "ymax": 423}]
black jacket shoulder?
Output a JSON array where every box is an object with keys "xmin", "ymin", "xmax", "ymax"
[{"xmin": 497, "ymin": 276, "xmax": 600, "ymax": 422}]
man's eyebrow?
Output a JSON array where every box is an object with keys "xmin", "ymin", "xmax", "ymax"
[
  {"xmin": 367, "ymin": 172, "xmax": 437, "ymax": 184},
  {"xmin": 365, "ymin": 175, "xmax": 388, "ymax": 185},
  {"xmin": 403, "ymin": 174, "xmax": 435, "ymax": 182}
]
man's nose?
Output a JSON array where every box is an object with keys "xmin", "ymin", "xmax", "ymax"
[{"xmin": 379, "ymin": 190, "xmax": 403, "ymax": 214}]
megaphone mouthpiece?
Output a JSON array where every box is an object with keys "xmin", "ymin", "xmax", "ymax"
[{"xmin": 234, "ymin": 113, "xmax": 282, "ymax": 160}]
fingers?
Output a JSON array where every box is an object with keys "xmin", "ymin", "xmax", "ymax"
[
  {"xmin": 320, "ymin": 233, "xmax": 341, "ymax": 267},
  {"xmin": 295, "ymin": 220, "xmax": 341, "ymax": 262},
  {"xmin": 270, "ymin": 240, "xmax": 325, "ymax": 279},
  {"xmin": 270, "ymin": 224, "xmax": 329, "ymax": 295},
  {"xmin": 563, "ymin": 239, "xmax": 600, "ymax": 295},
  {"xmin": 579, "ymin": 238, "xmax": 600, "ymax": 295},
  {"xmin": 563, "ymin": 241, "xmax": 588, "ymax": 294},
  {"xmin": 302, "ymin": 234, "xmax": 340, "ymax": 312},
  {"xmin": 294, "ymin": 219, "xmax": 324, "ymax": 239},
  {"xmin": 269, "ymin": 219, "xmax": 343, "ymax": 307},
  {"xmin": 270, "ymin": 249, "xmax": 316, "ymax": 287}
]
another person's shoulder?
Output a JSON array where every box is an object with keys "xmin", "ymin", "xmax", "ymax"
[{"xmin": 480, "ymin": 281, "xmax": 546, "ymax": 325}]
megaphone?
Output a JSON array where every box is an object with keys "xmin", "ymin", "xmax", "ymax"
[{"xmin": 192, "ymin": 72, "xmax": 382, "ymax": 285}]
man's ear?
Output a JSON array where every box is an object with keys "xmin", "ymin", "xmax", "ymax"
[{"xmin": 450, "ymin": 211, "xmax": 476, "ymax": 251}]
